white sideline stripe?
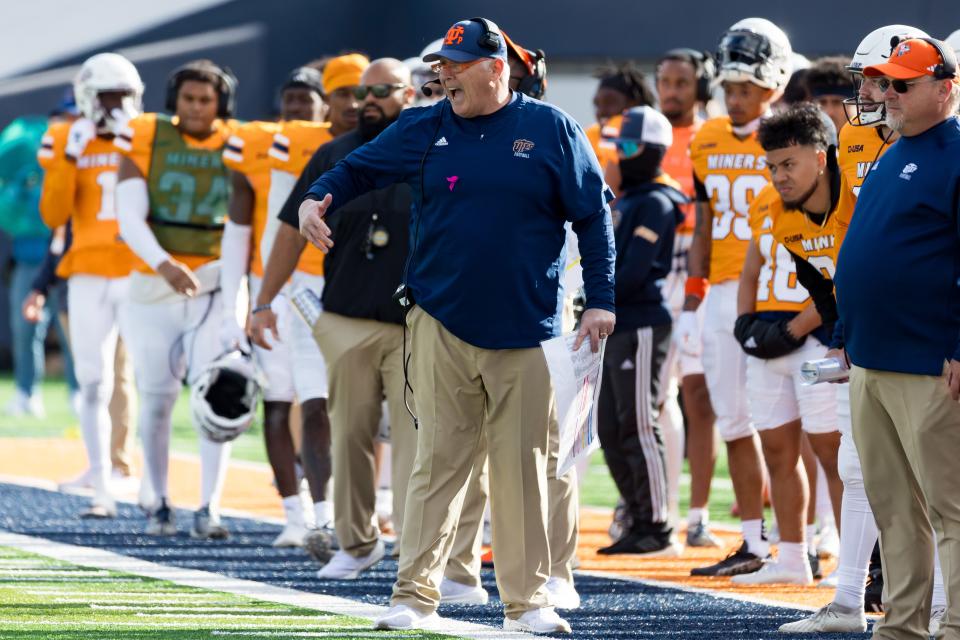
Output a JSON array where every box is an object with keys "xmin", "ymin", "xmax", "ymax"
[
  {"xmin": 92, "ymin": 605, "xmax": 295, "ymax": 613},
  {"xmin": 4, "ymin": 576, "xmax": 140, "ymax": 582},
  {"xmin": 0, "ymin": 569, "xmax": 109, "ymax": 576},
  {"xmin": 575, "ymin": 569, "xmax": 819, "ymax": 613},
  {"xmin": 59, "ymin": 598, "xmax": 237, "ymax": 605},
  {"xmin": 0, "ymin": 531, "xmax": 540, "ymax": 640},
  {"xmin": 0, "ymin": 619, "xmax": 333, "ymax": 629},
  {"xmin": 135, "ymin": 613, "xmax": 319, "ymax": 619}
]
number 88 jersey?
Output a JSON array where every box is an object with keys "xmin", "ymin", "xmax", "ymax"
[{"xmin": 690, "ymin": 116, "xmax": 770, "ymax": 284}]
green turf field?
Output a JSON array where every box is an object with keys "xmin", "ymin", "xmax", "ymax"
[
  {"xmin": 0, "ymin": 374, "xmax": 738, "ymax": 523},
  {"xmin": 0, "ymin": 545, "xmax": 455, "ymax": 640}
]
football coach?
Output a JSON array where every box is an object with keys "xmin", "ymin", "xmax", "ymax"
[
  {"xmin": 833, "ymin": 37, "xmax": 960, "ymax": 639},
  {"xmin": 297, "ymin": 17, "xmax": 615, "ymax": 635}
]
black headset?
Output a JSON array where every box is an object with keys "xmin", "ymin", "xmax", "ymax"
[
  {"xmin": 516, "ymin": 48, "xmax": 547, "ymax": 100},
  {"xmin": 165, "ymin": 61, "xmax": 238, "ymax": 118},
  {"xmin": 657, "ymin": 48, "xmax": 716, "ymax": 103},
  {"xmin": 918, "ymin": 37, "xmax": 958, "ymax": 80},
  {"xmin": 469, "ymin": 16, "xmax": 503, "ymax": 52}
]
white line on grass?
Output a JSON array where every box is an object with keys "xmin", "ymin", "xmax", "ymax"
[
  {"xmin": 0, "ymin": 531, "xmax": 542, "ymax": 640},
  {"xmin": 91, "ymin": 605, "xmax": 296, "ymax": 613}
]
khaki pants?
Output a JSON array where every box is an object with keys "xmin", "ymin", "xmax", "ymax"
[
  {"xmin": 850, "ymin": 365, "xmax": 960, "ymax": 640},
  {"xmin": 109, "ymin": 336, "xmax": 136, "ymax": 475},
  {"xmin": 392, "ymin": 306, "xmax": 552, "ymax": 618},
  {"xmin": 313, "ymin": 312, "xmax": 418, "ymax": 557}
]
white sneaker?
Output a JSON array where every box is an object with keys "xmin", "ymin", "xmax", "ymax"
[
  {"xmin": 930, "ymin": 604, "xmax": 946, "ymax": 636},
  {"xmin": 272, "ymin": 522, "xmax": 308, "ymax": 548},
  {"xmin": 373, "ymin": 604, "xmax": 439, "ymax": 630},
  {"xmin": 817, "ymin": 570, "xmax": 838, "ymax": 589},
  {"xmin": 5, "ymin": 390, "xmax": 44, "ymax": 418},
  {"xmin": 546, "ymin": 577, "xmax": 581, "ymax": 610},
  {"xmin": 504, "ymin": 607, "xmax": 571, "ymax": 634},
  {"xmin": 26, "ymin": 393, "xmax": 45, "ymax": 419},
  {"xmin": 58, "ymin": 468, "xmax": 94, "ymax": 493},
  {"xmin": 109, "ymin": 469, "xmax": 140, "ymax": 495},
  {"xmin": 730, "ymin": 560, "xmax": 812, "ymax": 586},
  {"xmin": 317, "ymin": 539, "xmax": 384, "ymax": 579},
  {"xmin": 816, "ymin": 524, "xmax": 840, "ymax": 558},
  {"xmin": 81, "ymin": 494, "xmax": 117, "ymax": 519},
  {"xmin": 439, "ymin": 577, "xmax": 488, "ymax": 605},
  {"xmin": 778, "ymin": 602, "xmax": 867, "ymax": 633}
]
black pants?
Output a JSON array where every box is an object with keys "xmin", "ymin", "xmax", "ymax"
[{"xmin": 598, "ymin": 324, "xmax": 672, "ymax": 536}]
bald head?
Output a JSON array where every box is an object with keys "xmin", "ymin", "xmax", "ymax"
[
  {"xmin": 362, "ymin": 58, "xmax": 412, "ymax": 86},
  {"xmin": 357, "ymin": 57, "xmax": 416, "ymax": 140}
]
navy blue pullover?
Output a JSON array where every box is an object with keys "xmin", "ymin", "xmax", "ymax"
[
  {"xmin": 303, "ymin": 92, "xmax": 616, "ymax": 349},
  {"xmin": 835, "ymin": 116, "xmax": 960, "ymax": 375},
  {"xmin": 611, "ymin": 182, "xmax": 685, "ymax": 333}
]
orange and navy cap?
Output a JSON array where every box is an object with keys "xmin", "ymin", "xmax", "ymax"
[
  {"xmin": 322, "ymin": 54, "xmax": 370, "ymax": 94},
  {"xmin": 422, "ymin": 18, "xmax": 508, "ymax": 63},
  {"xmin": 864, "ymin": 38, "xmax": 957, "ymax": 80}
]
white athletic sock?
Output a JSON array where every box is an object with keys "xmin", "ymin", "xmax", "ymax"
[
  {"xmin": 315, "ymin": 500, "xmax": 333, "ymax": 528},
  {"xmin": 742, "ymin": 519, "xmax": 770, "ymax": 557},
  {"xmin": 282, "ymin": 495, "xmax": 304, "ymax": 527},
  {"xmin": 815, "ymin": 462, "xmax": 832, "ymax": 521},
  {"xmin": 778, "ymin": 541, "xmax": 808, "ymax": 573},
  {"xmin": 660, "ymin": 387, "xmax": 685, "ymax": 524},
  {"xmin": 199, "ymin": 437, "xmax": 231, "ymax": 514},
  {"xmin": 833, "ymin": 480, "xmax": 877, "ymax": 610},
  {"xmin": 79, "ymin": 381, "xmax": 113, "ymax": 497},
  {"xmin": 687, "ymin": 507, "xmax": 709, "ymax": 527},
  {"xmin": 933, "ymin": 535, "xmax": 947, "ymax": 608},
  {"xmin": 138, "ymin": 391, "xmax": 178, "ymax": 502}
]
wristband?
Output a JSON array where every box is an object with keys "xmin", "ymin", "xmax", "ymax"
[
  {"xmin": 684, "ymin": 277, "xmax": 710, "ymax": 300},
  {"xmin": 251, "ymin": 303, "xmax": 273, "ymax": 315}
]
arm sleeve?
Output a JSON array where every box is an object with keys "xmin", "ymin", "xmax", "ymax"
[
  {"xmin": 788, "ymin": 249, "xmax": 838, "ymax": 325},
  {"xmin": 614, "ymin": 197, "xmax": 673, "ymax": 300},
  {"xmin": 301, "ymin": 121, "xmax": 407, "ymax": 215},
  {"xmin": 219, "ymin": 220, "xmax": 251, "ymax": 321},
  {"xmin": 560, "ymin": 119, "xmax": 616, "ymax": 312},
  {"xmin": 116, "ymin": 177, "xmax": 170, "ymax": 270}
]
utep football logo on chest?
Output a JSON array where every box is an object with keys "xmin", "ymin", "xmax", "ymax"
[
  {"xmin": 513, "ymin": 138, "xmax": 534, "ymax": 158},
  {"xmin": 899, "ymin": 162, "xmax": 918, "ymax": 181}
]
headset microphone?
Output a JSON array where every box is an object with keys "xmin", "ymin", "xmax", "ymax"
[{"xmin": 421, "ymin": 79, "xmax": 442, "ymax": 97}]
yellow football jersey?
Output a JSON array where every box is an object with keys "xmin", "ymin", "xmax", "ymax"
[
  {"xmin": 748, "ymin": 184, "xmax": 811, "ymax": 313},
  {"xmin": 690, "ymin": 117, "xmax": 770, "ymax": 284},
  {"xmin": 268, "ymin": 120, "xmax": 333, "ymax": 276},
  {"xmin": 115, "ymin": 113, "xmax": 235, "ymax": 272},
  {"xmin": 222, "ymin": 121, "xmax": 280, "ymax": 277},
  {"xmin": 834, "ymin": 123, "xmax": 893, "ymax": 260},
  {"xmin": 38, "ymin": 123, "xmax": 143, "ymax": 278}
]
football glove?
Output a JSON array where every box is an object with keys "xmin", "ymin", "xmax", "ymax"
[
  {"xmin": 65, "ymin": 118, "xmax": 97, "ymax": 160},
  {"xmin": 734, "ymin": 313, "xmax": 806, "ymax": 359}
]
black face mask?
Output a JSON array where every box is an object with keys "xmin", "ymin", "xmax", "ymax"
[
  {"xmin": 358, "ymin": 105, "xmax": 399, "ymax": 141},
  {"xmin": 618, "ymin": 143, "xmax": 667, "ymax": 190}
]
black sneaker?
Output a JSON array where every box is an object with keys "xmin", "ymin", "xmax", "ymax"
[
  {"xmin": 190, "ymin": 506, "xmax": 229, "ymax": 540},
  {"xmin": 608, "ymin": 499, "xmax": 633, "ymax": 541},
  {"xmin": 304, "ymin": 526, "xmax": 339, "ymax": 564},
  {"xmin": 809, "ymin": 552, "xmax": 822, "ymax": 580},
  {"xmin": 864, "ymin": 567, "xmax": 884, "ymax": 613},
  {"xmin": 691, "ymin": 541, "xmax": 765, "ymax": 576},
  {"xmin": 598, "ymin": 532, "xmax": 681, "ymax": 557}
]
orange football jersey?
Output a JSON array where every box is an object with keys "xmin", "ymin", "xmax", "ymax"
[
  {"xmin": 662, "ymin": 119, "xmax": 702, "ymax": 232},
  {"xmin": 268, "ymin": 120, "xmax": 332, "ymax": 276},
  {"xmin": 222, "ymin": 121, "xmax": 280, "ymax": 277},
  {"xmin": 748, "ymin": 184, "xmax": 810, "ymax": 313},
  {"xmin": 115, "ymin": 113, "xmax": 235, "ymax": 272},
  {"xmin": 690, "ymin": 117, "xmax": 771, "ymax": 284},
  {"xmin": 38, "ymin": 123, "xmax": 142, "ymax": 278},
  {"xmin": 834, "ymin": 123, "xmax": 893, "ymax": 258}
]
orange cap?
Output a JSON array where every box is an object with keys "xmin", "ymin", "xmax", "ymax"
[
  {"xmin": 322, "ymin": 54, "xmax": 370, "ymax": 94},
  {"xmin": 863, "ymin": 38, "xmax": 945, "ymax": 79}
]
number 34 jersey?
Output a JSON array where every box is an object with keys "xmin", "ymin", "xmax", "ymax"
[
  {"xmin": 690, "ymin": 116, "xmax": 770, "ymax": 285},
  {"xmin": 115, "ymin": 113, "xmax": 235, "ymax": 272},
  {"xmin": 38, "ymin": 122, "xmax": 143, "ymax": 278}
]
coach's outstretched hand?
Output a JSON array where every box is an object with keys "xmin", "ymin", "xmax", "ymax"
[
  {"xmin": 575, "ymin": 308, "xmax": 616, "ymax": 353},
  {"xmin": 299, "ymin": 194, "xmax": 334, "ymax": 252}
]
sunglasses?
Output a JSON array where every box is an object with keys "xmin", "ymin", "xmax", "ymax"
[
  {"xmin": 352, "ymin": 83, "xmax": 406, "ymax": 99},
  {"xmin": 875, "ymin": 77, "xmax": 936, "ymax": 94},
  {"xmin": 430, "ymin": 58, "xmax": 486, "ymax": 75}
]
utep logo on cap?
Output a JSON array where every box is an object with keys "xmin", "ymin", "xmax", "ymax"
[
  {"xmin": 513, "ymin": 138, "xmax": 534, "ymax": 158},
  {"xmin": 896, "ymin": 43, "xmax": 911, "ymax": 56},
  {"xmin": 445, "ymin": 25, "xmax": 465, "ymax": 46}
]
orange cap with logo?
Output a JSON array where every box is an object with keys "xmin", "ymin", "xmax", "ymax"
[
  {"xmin": 864, "ymin": 38, "xmax": 957, "ymax": 80},
  {"xmin": 322, "ymin": 54, "xmax": 370, "ymax": 94}
]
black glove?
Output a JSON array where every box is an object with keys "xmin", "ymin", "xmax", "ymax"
[{"xmin": 734, "ymin": 313, "xmax": 806, "ymax": 359}]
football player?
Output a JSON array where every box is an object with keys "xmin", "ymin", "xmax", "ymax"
[
  {"xmin": 683, "ymin": 18, "xmax": 793, "ymax": 577},
  {"xmin": 654, "ymin": 48, "xmax": 720, "ymax": 547},
  {"xmin": 114, "ymin": 59, "xmax": 239, "ymax": 538},
  {"xmin": 254, "ymin": 54, "xmax": 369, "ymax": 537},
  {"xmin": 730, "ymin": 104, "xmax": 841, "ymax": 586},
  {"xmin": 780, "ymin": 24, "xmax": 948, "ymax": 634},
  {"xmin": 37, "ymin": 53, "xmax": 145, "ymax": 519},
  {"xmin": 805, "ymin": 57, "xmax": 856, "ymax": 135},
  {"xmin": 219, "ymin": 65, "xmax": 329, "ymax": 546}
]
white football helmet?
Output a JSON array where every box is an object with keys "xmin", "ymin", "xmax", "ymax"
[
  {"xmin": 190, "ymin": 351, "xmax": 263, "ymax": 444},
  {"xmin": 716, "ymin": 18, "xmax": 793, "ymax": 90},
  {"xmin": 845, "ymin": 25, "xmax": 930, "ymax": 126},
  {"xmin": 407, "ymin": 38, "xmax": 444, "ymax": 106},
  {"xmin": 73, "ymin": 53, "xmax": 144, "ymax": 135},
  {"xmin": 946, "ymin": 29, "xmax": 960, "ymax": 56}
]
